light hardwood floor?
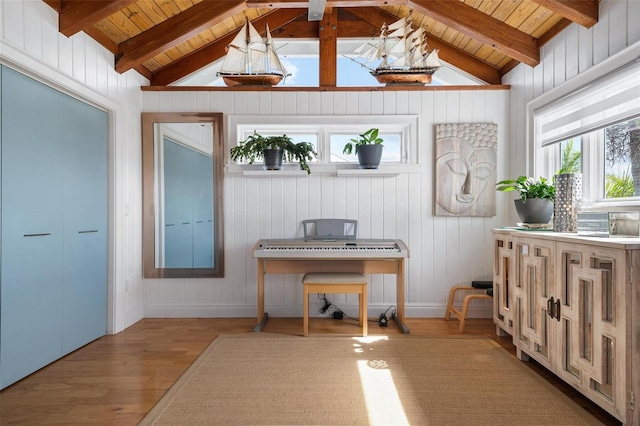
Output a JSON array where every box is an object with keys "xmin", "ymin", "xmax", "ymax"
[{"xmin": 0, "ymin": 317, "xmax": 621, "ymax": 425}]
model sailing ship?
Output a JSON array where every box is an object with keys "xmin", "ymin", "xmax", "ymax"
[
  {"xmin": 217, "ymin": 19, "xmax": 289, "ymax": 86},
  {"xmin": 356, "ymin": 13, "xmax": 441, "ymax": 85}
]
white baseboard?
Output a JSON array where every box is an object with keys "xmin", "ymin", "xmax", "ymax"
[{"xmin": 143, "ymin": 303, "xmax": 493, "ymax": 320}]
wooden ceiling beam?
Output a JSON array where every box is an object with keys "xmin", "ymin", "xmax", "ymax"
[
  {"xmin": 529, "ymin": 0, "xmax": 598, "ymax": 28},
  {"xmin": 115, "ymin": 0, "xmax": 246, "ymax": 73},
  {"xmin": 347, "ymin": 7, "xmax": 501, "ymax": 84},
  {"xmin": 319, "ymin": 10, "xmax": 337, "ymax": 86},
  {"xmin": 409, "ymin": 0, "xmax": 540, "ymax": 67},
  {"xmin": 247, "ymin": 0, "xmax": 407, "ymax": 7},
  {"xmin": 151, "ymin": 9, "xmax": 307, "ymax": 86},
  {"xmin": 272, "ymin": 20, "xmax": 378, "ymax": 38},
  {"xmin": 59, "ymin": 0, "xmax": 138, "ymax": 37}
]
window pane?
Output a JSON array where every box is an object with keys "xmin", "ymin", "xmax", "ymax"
[
  {"xmin": 330, "ymin": 133, "xmax": 402, "ymax": 163},
  {"xmin": 604, "ymin": 118, "xmax": 640, "ymax": 199},
  {"xmin": 559, "ymin": 138, "xmax": 582, "ymax": 173}
]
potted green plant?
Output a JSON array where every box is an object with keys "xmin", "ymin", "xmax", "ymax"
[
  {"xmin": 343, "ymin": 128, "xmax": 384, "ymax": 169},
  {"xmin": 230, "ymin": 132, "xmax": 317, "ymax": 174},
  {"xmin": 496, "ymin": 175, "xmax": 555, "ymax": 224}
]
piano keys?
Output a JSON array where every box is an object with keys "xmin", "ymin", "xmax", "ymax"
[{"xmin": 254, "ymin": 239, "xmax": 409, "ymax": 258}]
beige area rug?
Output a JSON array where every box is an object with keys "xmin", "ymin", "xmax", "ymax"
[{"xmin": 139, "ymin": 334, "xmax": 603, "ymax": 426}]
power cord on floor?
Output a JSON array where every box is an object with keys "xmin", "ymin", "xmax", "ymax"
[
  {"xmin": 318, "ymin": 294, "xmax": 396, "ymax": 327},
  {"xmin": 317, "ymin": 294, "xmax": 357, "ymax": 321}
]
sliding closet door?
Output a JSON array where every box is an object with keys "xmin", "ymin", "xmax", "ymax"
[
  {"xmin": 60, "ymin": 95, "xmax": 107, "ymax": 355},
  {"xmin": 0, "ymin": 66, "xmax": 107, "ymax": 388},
  {"xmin": 1, "ymin": 66, "xmax": 66, "ymax": 387}
]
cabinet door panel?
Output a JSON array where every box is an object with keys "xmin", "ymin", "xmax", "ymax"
[
  {"xmin": 514, "ymin": 238, "xmax": 554, "ymax": 369},
  {"xmin": 493, "ymin": 234, "xmax": 514, "ymax": 334},
  {"xmin": 558, "ymin": 244, "xmax": 625, "ymax": 413}
]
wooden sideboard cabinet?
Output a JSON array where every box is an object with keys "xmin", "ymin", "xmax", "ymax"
[{"xmin": 492, "ymin": 229, "xmax": 640, "ymax": 425}]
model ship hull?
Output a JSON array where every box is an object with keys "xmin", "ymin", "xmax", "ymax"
[
  {"xmin": 219, "ymin": 73, "xmax": 284, "ymax": 87},
  {"xmin": 371, "ymin": 68, "xmax": 437, "ymax": 85}
]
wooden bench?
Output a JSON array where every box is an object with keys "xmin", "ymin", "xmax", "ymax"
[{"xmin": 302, "ymin": 273, "xmax": 368, "ymax": 337}]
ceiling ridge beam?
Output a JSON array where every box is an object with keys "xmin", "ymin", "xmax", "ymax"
[
  {"xmin": 59, "ymin": 0, "xmax": 138, "ymax": 37},
  {"xmin": 409, "ymin": 0, "xmax": 540, "ymax": 67},
  {"xmin": 347, "ymin": 7, "xmax": 501, "ymax": 84},
  {"xmin": 247, "ymin": 0, "xmax": 408, "ymax": 7},
  {"xmin": 529, "ymin": 0, "xmax": 598, "ymax": 28},
  {"xmin": 151, "ymin": 9, "xmax": 307, "ymax": 86},
  {"xmin": 115, "ymin": 0, "xmax": 247, "ymax": 74}
]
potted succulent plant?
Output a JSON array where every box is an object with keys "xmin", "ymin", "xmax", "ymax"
[
  {"xmin": 343, "ymin": 128, "xmax": 384, "ymax": 169},
  {"xmin": 496, "ymin": 175, "xmax": 555, "ymax": 224},
  {"xmin": 230, "ymin": 132, "xmax": 317, "ymax": 174}
]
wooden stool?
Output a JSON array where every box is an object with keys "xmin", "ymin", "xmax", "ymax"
[
  {"xmin": 445, "ymin": 280, "xmax": 493, "ymax": 333},
  {"xmin": 302, "ymin": 273, "xmax": 368, "ymax": 337}
]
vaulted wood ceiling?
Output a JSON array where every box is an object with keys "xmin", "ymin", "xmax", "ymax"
[{"xmin": 43, "ymin": 0, "xmax": 599, "ymax": 86}]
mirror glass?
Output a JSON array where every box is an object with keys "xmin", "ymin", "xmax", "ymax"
[{"xmin": 142, "ymin": 113, "xmax": 224, "ymax": 278}]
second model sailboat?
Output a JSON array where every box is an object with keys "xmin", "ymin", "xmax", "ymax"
[
  {"xmin": 217, "ymin": 19, "xmax": 289, "ymax": 86},
  {"xmin": 355, "ymin": 12, "xmax": 442, "ymax": 85}
]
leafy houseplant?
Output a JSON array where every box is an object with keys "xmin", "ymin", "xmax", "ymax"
[
  {"xmin": 496, "ymin": 176, "xmax": 555, "ymax": 224},
  {"xmin": 229, "ymin": 132, "xmax": 317, "ymax": 174},
  {"xmin": 496, "ymin": 176, "xmax": 555, "ymax": 202},
  {"xmin": 343, "ymin": 128, "xmax": 384, "ymax": 169}
]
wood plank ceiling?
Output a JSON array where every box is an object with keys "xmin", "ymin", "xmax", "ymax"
[{"xmin": 43, "ymin": 0, "xmax": 599, "ymax": 86}]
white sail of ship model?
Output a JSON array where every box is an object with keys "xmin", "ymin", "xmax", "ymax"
[
  {"xmin": 217, "ymin": 19, "xmax": 289, "ymax": 86},
  {"xmin": 355, "ymin": 12, "xmax": 441, "ymax": 85}
]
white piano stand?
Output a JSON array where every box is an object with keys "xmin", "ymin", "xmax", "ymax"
[{"xmin": 252, "ymin": 239, "xmax": 410, "ymax": 334}]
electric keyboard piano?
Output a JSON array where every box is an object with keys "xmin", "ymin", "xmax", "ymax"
[{"xmin": 253, "ymin": 239, "xmax": 410, "ymax": 333}]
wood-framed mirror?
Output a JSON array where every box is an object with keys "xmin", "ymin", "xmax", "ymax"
[{"xmin": 142, "ymin": 112, "xmax": 224, "ymax": 278}]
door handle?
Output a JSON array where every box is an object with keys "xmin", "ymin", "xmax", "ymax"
[
  {"xmin": 554, "ymin": 298, "xmax": 561, "ymax": 321},
  {"xmin": 547, "ymin": 297, "xmax": 555, "ymax": 318}
]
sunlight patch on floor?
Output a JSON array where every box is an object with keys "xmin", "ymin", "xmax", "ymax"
[{"xmin": 357, "ymin": 358, "xmax": 409, "ymax": 426}]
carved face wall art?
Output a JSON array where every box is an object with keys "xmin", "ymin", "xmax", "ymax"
[{"xmin": 435, "ymin": 123, "xmax": 497, "ymax": 217}]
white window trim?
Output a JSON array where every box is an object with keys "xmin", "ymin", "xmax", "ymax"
[
  {"xmin": 526, "ymin": 42, "xmax": 640, "ymax": 208},
  {"xmin": 225, "ymin": 114, "xmax": 419, "ymax": 175}
]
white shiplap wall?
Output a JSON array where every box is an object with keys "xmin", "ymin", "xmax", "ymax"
[
  {"xmin": 0, "ymin": 0, "xmax": 147, "ymax": 333},
  {"xmin": 142, "ymin": 89, "xmax": 509, "ymax": 319},
  {"xmin": 503, "ymin": 0, "xmax": 640, "ymax": 207},
  {"xmin": 6, "ymin": 0, "xmax": 637, "ymax": 332}
]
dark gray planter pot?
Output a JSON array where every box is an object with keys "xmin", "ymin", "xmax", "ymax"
[
  {"xmin": 514, "ymin": 198, "xmax": 554, "ymax": 224},
  {"xmin": 262, "ymin": 148, "xmax": 283, "ymax": 170},
  {"xmin": 357, "ymin": 144, "xmax": 383, "ymax": 169}
]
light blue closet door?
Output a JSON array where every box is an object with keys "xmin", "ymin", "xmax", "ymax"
[
  {"xmin": 0, "ymin": 66, "xmax": 107, "ymax": 388},
  {"xmin": 1, "ymin": 66, "xmax": 65, "ymax": 388},
  {"xmin": 60, "ymin": 94, "xmax": 107, "ymax": 355}
]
